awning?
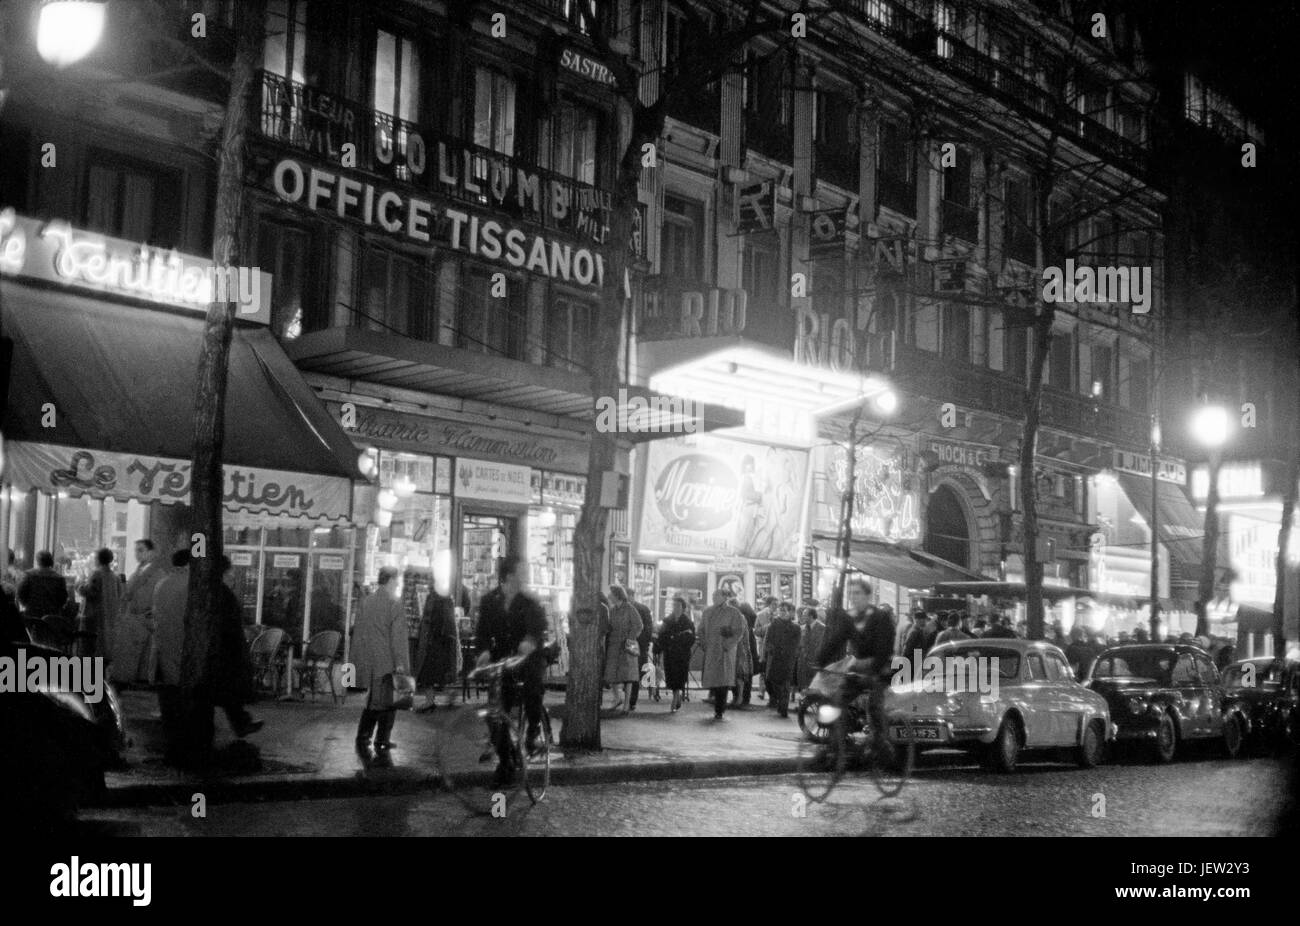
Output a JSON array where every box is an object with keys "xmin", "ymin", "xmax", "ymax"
[
  {"xmin": 931, "ymin": 581, "xmax": 1146, "ymax": 608},
  {"xmin": 1115, "ymin": 473, "xmax": 1227, "ymax": 572},
  {"xmin": 1235, "ymin": 604, "xmax": 1279, "ymax": 634},
  {"xmin": 908, "ymin": 547, "xmax": 992, "ymax": 582},
  {"xmin": 286, "ymin": 326, "xmax": 742, "ymax": 437},
  {"xmin": 813, "ymin": 538, "xmax": 957, "ymax": 590},
  {"xmin": 0, "ymin": 282, "xmax": 361, "ymax": 518}
]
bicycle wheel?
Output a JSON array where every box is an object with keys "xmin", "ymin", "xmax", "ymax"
[
  {"xmin": 868, "ymin": 737, "xmax": 915, "ymax": 799},
  {"xmin": 523, "ymin": 705, "xmax": 552, "ymax": 804},
  {"xmin": 797, "ymin": 715, "xmax": 849, "ymax": 803},
  {"xmin": 431, "ymin": 704, "xmax": 508, "ymax": 814}
]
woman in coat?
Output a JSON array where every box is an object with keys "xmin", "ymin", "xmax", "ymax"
[
  {"xmin": 654, "ymin": 597, "xmax": 696, "ymax": 713},
  {"xmin": 415, "ymin": 586, "xmax": 460, "ymax": 709},
  {"xmin": 603, "ymin": 585, "xmax": 641, "ymax": 713},
  {"xmin": 351, "ymin": 567, "xmax": 409, "ymax": 766}
]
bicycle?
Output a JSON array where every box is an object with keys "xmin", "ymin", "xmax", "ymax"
[
  {"xmin": 432, "ymin": 655, "xmax": 554, "ymax": 810},
  {"xmin": 796, "ymin": 667, "xmax": 915, "ymax": 802}
]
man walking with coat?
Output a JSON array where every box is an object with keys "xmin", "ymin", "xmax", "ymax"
[
  {"xmin": 353, "ymin": 567, "xmax": 409, "ymax": 767},
  {"xmin": 114, "ymin": 540, "xmax": 164, "ymax": 685},
  {"xmin": 763, "ymin": 602, "xmax": 802, "ymax": 717},
  {"xmin": 699, "ymin": 590, "xmax": 745, "ymax": 720}
]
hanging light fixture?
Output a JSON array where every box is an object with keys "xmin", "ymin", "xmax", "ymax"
[{"xmin": 37, "ymin": 0, "xmax": 107, "ymax": 68}]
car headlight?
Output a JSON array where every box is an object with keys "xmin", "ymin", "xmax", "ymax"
[
  {"xmin": 816, "ymin": 704, "xmax": 843, "ymax": 725},
  {"xmin": 1126, "ymin": 697, "xmax": 1145, "ymax": 715},
  {"xmin": 949, "ymin": 694, "xmax": 965, "ymax": 713}
]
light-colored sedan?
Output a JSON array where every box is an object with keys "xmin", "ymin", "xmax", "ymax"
[{"xmin": 887, "ymin": 638, "xmax": 1115, "ymax": 771}]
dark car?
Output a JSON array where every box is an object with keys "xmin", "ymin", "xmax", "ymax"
[
  {"xmin": 1221, "ymin": 657, "xmax": 1300, "ymax": 754},
  {"xmin": 0, "ymin": 637, "xmax": 124, "ymax": 832},
  {"xmin": 1084, "ymin": 643, "xmax": 1250, "ymax": 763}
]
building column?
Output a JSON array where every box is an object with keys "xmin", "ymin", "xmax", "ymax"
[{"xmin": 435, "ymin": 257, "xmax": 459, "ymax": 347}]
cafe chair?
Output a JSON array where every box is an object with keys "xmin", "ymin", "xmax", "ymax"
[
  {"xmin": 293, "ymin": 630, "xmax": 343, "ymax": 703},
  {"xmin": 249, "ymin": 627, "xmax": 289, "ymax": 696}
]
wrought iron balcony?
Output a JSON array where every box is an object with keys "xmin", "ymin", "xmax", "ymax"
[
  {"xmin": 890, "ymin": 343, "xmax": 1152, "ymax": 447},
  {"xmin": 850, "ymin": 0, "xmax": 1149, "ymax": 177},
  {"xmin": 254, "ymin": 72, "xmax": 615, "ymax": 244}
]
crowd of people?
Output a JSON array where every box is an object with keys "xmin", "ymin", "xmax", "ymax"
[{"xmin": 3, "ymin": 542, "xmax": 263, "ymax": 767}]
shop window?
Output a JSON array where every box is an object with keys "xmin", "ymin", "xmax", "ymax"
[
  {"xmin": 913, "ymin": 301, "xmax": 939, "ymax": 353},
  {"xmin": 876, "ymin": 118, "xmax": 915, "ymax": 215},
  {"xmin": 1004, "ymin": 175, "xmax": 1035, "ymax": 264},
  {"xmin": 1090, "ymin": 342, "xmax": 1114, "ymax": 402},
  {"xmin": 941, "ymin": 303, "xmax": 970, "ymax": 363},
  {"xmin": 815, "ymin": 89, "xmax": 859, "ymax": 190},
  {"xmin": 473, "ymin": 66, "xmax": 517, "ymax": 157},
  {"xmin": 941, "ymin": 146, "xmax": 977, "ymax": 242},
  {"xmin": 547, "ymin": 98, "xmax": 601, "ymax": 186},
  {"xmin": 742, "ymin": 240, "xmax": 779, "ymax": 310},
  {"xmin": 257, "ymin": 218, "xmax": 316, "ymax": 339},
  {"xmin": 661, "ymin": 194, "xmax": 705, "ymax": 283},
  {"xmin": 362, "ymin": 245, "xmax": 429, "ymax": 339},
  {"xmin": 664, "ymin": 3, "xmax": 720, "ymax": 133},
  {"xmin": 458, "ymin": 265, "xmax": 525, "ymax": 359},
  {"xmin": 262, "ymin": 0, "xmax": 309, "ymax": 140},
  {"xmin": 743, "ymin": 45, "xmax": 792, "ymax": 162},
  {"xmin": 547, "ymin": 295, "xmax": 593, "ymax": 373},
  {"xmin": 373, "ymin": 28, "xmax": 421, "ymax": 181},
  {"xmin": 1049, "ymin": 328, "xmax": 1075, "ymax": 391},
  {"xmin": 84, "ymin": 154, "xmax": 181, "ymax": 249}
]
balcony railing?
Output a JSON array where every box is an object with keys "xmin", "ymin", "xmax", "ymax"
[
  {"xmin": 256, "ymin": 71, "xmax": 615, "ymax": 246},
  {"xmin": 853, "ymin": 1, "xmax": 1149, "ymax": 177},
  {"xmin": 891, "ymin": 343, "xmax": 1151, "ymax": 447}
]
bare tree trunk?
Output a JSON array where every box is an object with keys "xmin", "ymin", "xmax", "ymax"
[
  {"xmin": 1194, "ymin": 451, "xmax": 1223, "ymax": 638},
  {"xmin": 179, "ymin": 0, "xmax": 263, "ymax": 763},
  {"xmin": 1272, "ymin": 459, "xmax": 1297, "ymax": 655}
]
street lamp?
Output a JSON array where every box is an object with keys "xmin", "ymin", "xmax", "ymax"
[
  {"xmin": 874, "ymin": 389, "xmax": 899, "ymax": 415},
  {"xmin": 1191, "ymin": 402, "xmax": 1233, "ymax": 637},
  {"xmin": 36, "ymin": 0, "xmax": 106, "ymax": 68}
]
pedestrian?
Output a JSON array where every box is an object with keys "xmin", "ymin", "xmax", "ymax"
[
  {"xmin": 730, "ymin": 596, "xmax": 755, "ymax": 707},
  {"xmin": 795, "ymin": 605, "xmax": 827, "ymax": 690},
  {"xmin": 1065, "ymin": 626, "xmax": 1095, "ymax": 680},
  {"xmin": 77, "ymin": 548, "xmax": 121, "ymax": 660},
  {"xmin": 733, "ymin": 596, "xmax": 760, "ymax": 705},
  {"xmin": 1132, "ymin": 625, "xmax": 1149, "ymax": 644},
  {"xmin": 923, "ymin": 610, "xmax": 942, "ymax": 651},
  {"xmin": 753, "ymin": 595, "xmax": 777, "ymax": 696},
  {"xmin": 114, "ymin": 539, "xmax": 165, "ymax": 686},
  {"xmin": 627, "ymin": 587, "xmax": 656, "ymax": 710},
  {"xmin": 603, "ymin": 585, "xmax": 640, "ymax": 713},
  {"xmin": 414, "ymin": 584, "xmax": 460, "ymax": 711},
  {"xmin": 699, "ymin": 589, "xmax": 745, "ymax": 720},
  {"xmin": 972, "ymin": 618, "xmax": 988, "ymax": 637},
  {"xmin": 655, "ymin": 596, "xmax": 696, "ymax": 713},
  {"xmin": 152, "ymin": 550, "xmax": 190, "ymax": 762},
  {"xmin": 1, "ymin": 549, "xmax": 20, "ymax": 601},
  {"xmin": 901, "ymin": 609, "xmax": 929, "ymax": 657},
  {"xmin": 352, "ymin": 566, "xmax": 409, "ymax": 767},
  {"xmin": 983, "ymin": 614, "xmax": 1017, "ymax": 639},
  {"xmin": 934, "ymin": 611, "xmax": 972, "ymax": 646},
  {"xmin": 764, "ymin": 602, "xmax": 802, "ymax": 717},
  {"xmin": 17, "ymin": 550, "xmax": 68, "ymax": 619}
]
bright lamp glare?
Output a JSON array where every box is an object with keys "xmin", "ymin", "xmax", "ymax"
[
  {"xmin": 1190, "ymin": 405, "xmax": 1232, "ymax": 448},
  {"xmin": 875, "ymin": 390, "xmax": 898, "ymax": 414},
  {"xmin": 37, "ymin": 1, "xmax": 106, "ymax": 68}
]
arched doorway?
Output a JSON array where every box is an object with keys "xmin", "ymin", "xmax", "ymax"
[{"xmin": 925, "ymin": 484, "xmax": 971, "ymax": 569}]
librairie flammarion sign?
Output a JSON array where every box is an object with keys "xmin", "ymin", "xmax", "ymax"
[
  {"xmin": 5, "ymin": 442, "xmax": 351, "ymax": 521},
  {"xmin": 0, "ymin": 209, "xmax": 272, "ymax": 323}
]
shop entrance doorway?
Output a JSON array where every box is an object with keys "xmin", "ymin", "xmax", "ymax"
[{"xmin": 460, "ymin": 513, "xmax": 518, "ymax": 616}]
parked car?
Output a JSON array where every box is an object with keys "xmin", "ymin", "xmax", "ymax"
[
  {"xmin": 1084, "ymin": 643, "xmax": 1251, "ymax": 763},
  {"xmin": 1221, "ymin": 657, "xmax": 1300, "ymax": 754},
  {"xmin": 887, "ymin": 639, "xmax": 1114, "ymax": 772},
  {"xmin": 0, "ymin": 636, "xmax": 125, "ymax": 832}
]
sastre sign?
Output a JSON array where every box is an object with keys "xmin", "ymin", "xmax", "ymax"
[{"xmin": 270, "ymin": 158, "xmax": 607, "ymax": 290}]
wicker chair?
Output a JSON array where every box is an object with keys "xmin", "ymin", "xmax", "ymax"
[
  {"xmin": 293, "ymin": 630, "xmax": 343, "ymax": 703},
  {"xmin": 249, "ymin": 627, "xmax": 288, "ymax": 696}
]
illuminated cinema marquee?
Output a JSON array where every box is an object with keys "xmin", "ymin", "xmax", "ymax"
[{"xmin": 271, "ymin": 158, "xmax": 606, "ymax": 289}]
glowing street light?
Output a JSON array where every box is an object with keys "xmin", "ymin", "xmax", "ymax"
[
  {"xmin": 874, "ymin": 389, "xmax": 898, "ymax": 415},
  {"xmin": 36, "ymin": 0, "xmax": 106, "ymax": 68},
  {"xmin": 1190, "ymin": 404, "xmax": 1232, "ymax": 449}
]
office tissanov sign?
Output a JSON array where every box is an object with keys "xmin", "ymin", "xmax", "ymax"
[
  {"xmin": 5, "ymin": 441, "xmax": 351, "ymax": 521},
  {"xmin": 0, "ymin": 209, "xmax": 272, "ymax": 322},
  {"xmin": 269, "ymin": 158, "xmax": 607, "ymax": 290}
]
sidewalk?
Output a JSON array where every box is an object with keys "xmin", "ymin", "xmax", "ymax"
[{"xmin": 100, "ymin": 688, "xmax": 806, "ymax": 807}]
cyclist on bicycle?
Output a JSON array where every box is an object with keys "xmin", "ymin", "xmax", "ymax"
[
  {"xmin": 816, "ymin": 578, "xmax": 896, "ymax": 755},
  {"xmin": 473, "ymin": 554, "xmax": 550, "ymax": 787}
]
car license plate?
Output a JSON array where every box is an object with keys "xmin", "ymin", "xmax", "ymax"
[{"xmin": 892, "ymin": 725, "xmax": 940, "ymax": 740}]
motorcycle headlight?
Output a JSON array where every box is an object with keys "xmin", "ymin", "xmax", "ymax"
[
  {"xmin": 1126, "ymin": 697, "xmax": 1145, "ymax": 715},
  {"xmin": 816, "ymin": 704, "xmax": 843, "ymax": 725}
]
